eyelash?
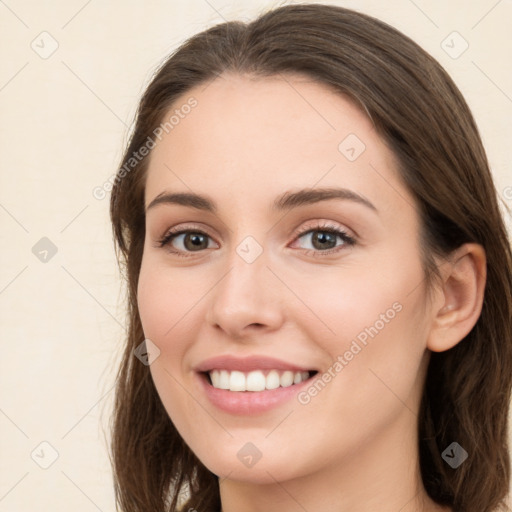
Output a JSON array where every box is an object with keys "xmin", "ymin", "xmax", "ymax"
[{"xmin": 155, "ymin": 221, "xmax": 356, "ymax": 258}]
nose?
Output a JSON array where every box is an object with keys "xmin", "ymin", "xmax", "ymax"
[{"xmin": 205, "ymin": 251, "xmax": 285, "ymax": 340}]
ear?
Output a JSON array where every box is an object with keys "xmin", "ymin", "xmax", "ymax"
[{"xmin": 427, "ymin": 243, "xmax": 487, "ymax": 352}]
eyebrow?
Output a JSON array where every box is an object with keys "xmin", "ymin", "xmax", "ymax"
[{"xmin": 145, "ymin": 187, "xmax": 377, "ymax": 214}]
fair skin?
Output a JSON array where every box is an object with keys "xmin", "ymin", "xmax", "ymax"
[{"xmin": 137, "ymin": 73, "xmax": 486, "ymax": 512}]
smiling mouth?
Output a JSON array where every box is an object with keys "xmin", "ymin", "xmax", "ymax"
[{"xmin": 202, "ymin": 369, "xmax": 318, "ymax": 392}]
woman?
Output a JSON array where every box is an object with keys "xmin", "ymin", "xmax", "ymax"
[{"xmin": 109, "ymin": 4, "xmax": 512, "ymax": 511}]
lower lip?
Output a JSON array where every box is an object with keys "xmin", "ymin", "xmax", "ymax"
[{"xmin": 197, "ymin": 372, "xmax": 314, "ymax": 415}]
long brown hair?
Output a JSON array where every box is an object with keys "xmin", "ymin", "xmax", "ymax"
[{"xmin": 109, "ymin": 4, "xmax": 512, "ymax": 511}]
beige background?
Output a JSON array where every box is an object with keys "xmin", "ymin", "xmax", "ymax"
[{"xmin": 0, "ymin": 0, "xmax": 511, "ymax": 510}]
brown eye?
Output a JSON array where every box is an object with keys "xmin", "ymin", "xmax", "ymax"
[
  {"xmin": 157, "ymin": 228, "xmax": 216, "ymax": 257},
  {"xmin": 179, "ymin": 232, "xmax": 210, "ymax": 251},
  {"xmin": 294, "ymin": 224, "xmax": 356, "ymax": 254},
  {"xmin": 300, "ymin": 231, "xmax": 338, "ymax": 250}
]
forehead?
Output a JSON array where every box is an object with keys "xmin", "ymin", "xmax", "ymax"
[{"xmin": 144, "ymin": 72, "xmax": 408, "ymax": 212}]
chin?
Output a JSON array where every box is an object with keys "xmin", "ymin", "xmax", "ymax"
[{"xmin": 195, "ymin": 445, "xmax": 305, "ymax": 485}]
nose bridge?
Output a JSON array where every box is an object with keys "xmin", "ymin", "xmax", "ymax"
[{"xmin": 207, "ymin": 240, "xmax": 283, "ymax": 336}]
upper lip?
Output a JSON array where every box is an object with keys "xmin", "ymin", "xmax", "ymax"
[{"xmin": 194, "ymin": 355, "xmax": 317, "ymax": 373}]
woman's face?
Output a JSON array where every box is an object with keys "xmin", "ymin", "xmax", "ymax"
[{"xmin": 137, "ymin": 73, "xmax": 436, "ymax": 484}]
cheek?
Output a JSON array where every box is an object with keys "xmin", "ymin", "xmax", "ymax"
[
  {"xmin": 138, "ymin": 274, "xmax": 170, "ymax": 339},
  {"xmin": 137, "ymin": 256, "xmax": 201, "ymax": 345},
  {"xmin": 136, "ymin": 259, "xmax": 200, "ymax": 416},
  {"xmin": 137, "ymin": 261, "xmax": 203, "ymax": 432},
  {"xmin": 289, "ymin": 257, "xmax": 416, "ymax": 350},
  {"xmin": 292, "ymin": 250, "xmax": 428, "ymax": 409}
]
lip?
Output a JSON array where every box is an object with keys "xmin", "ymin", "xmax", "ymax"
[
  {"xmin": 194, "ymin": 355, "xmax": 318, "ymax": 415},
  {"xmin": 196, "ymin": 371, "xmax": 316, "ymax": 415},
  {"xmin": 194, "ymin": 354, "xmax": 316, "ymax": 373}
]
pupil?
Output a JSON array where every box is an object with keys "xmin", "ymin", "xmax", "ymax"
[
  {"xmin": 314, "ymin": 232, "xmax": 335, "ymax": 249},
  {"xmin": 187, "ymin": 233, "xmax": 206, "ymax": 250}
]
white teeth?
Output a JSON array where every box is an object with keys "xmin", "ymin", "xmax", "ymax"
[
  {"xmin": 246, "ymin": 370, "xmax": 266, "ymax": 391},
  {"xmin": 266, "ymin": 370, "xmax": 280, "ymax": 390},
  {"xmin": 207, "ymin": 369, "xmax": 312, "ymax": 391},
  {"xmin": 218, "ymin": 370, "xmax": 230, "ymax": 389},
  {"xmin": 280, "ymin": 370, "xmax": 294, "ymax": 388},
  {"xmin": 229, "ymin": 370, "xmax": 246, "ymax": 391},
  {"xmin": 210, "ymin": 369, "xmax": 220, "ymax": 388}
]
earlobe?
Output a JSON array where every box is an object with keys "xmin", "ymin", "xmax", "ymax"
[{"xmin": 427, "ymin": 243, "xmax": 487, "ymax": 353}]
